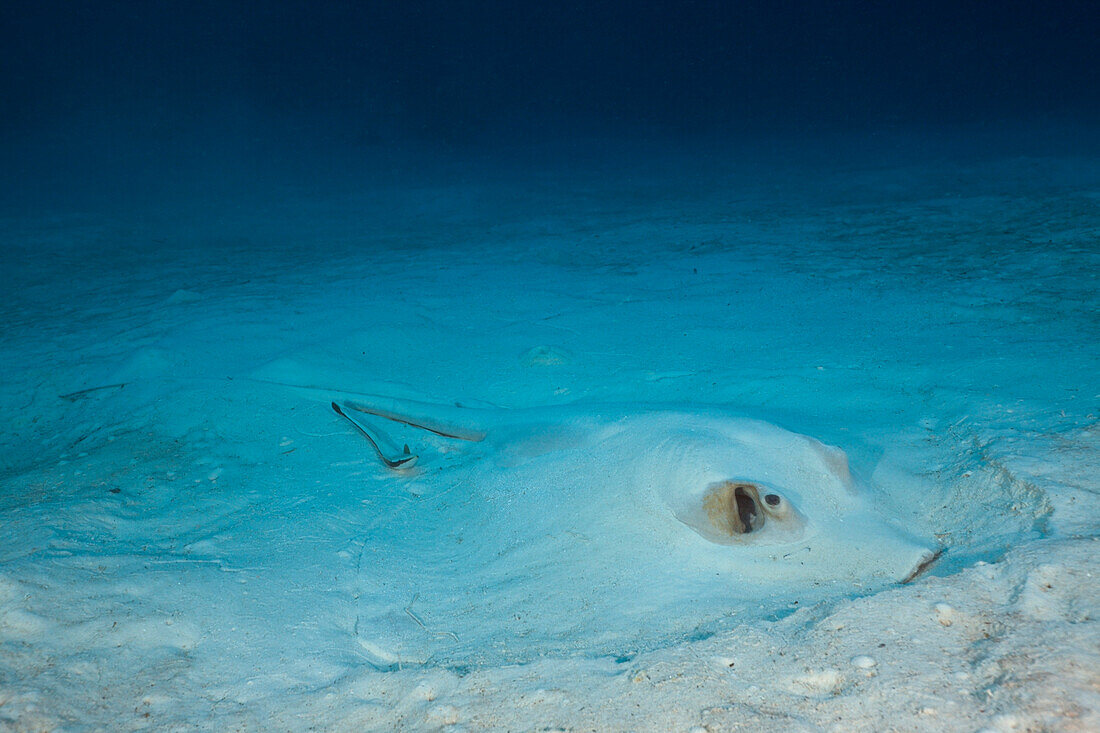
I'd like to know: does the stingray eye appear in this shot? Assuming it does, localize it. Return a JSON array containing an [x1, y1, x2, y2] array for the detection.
[[761, 491, 793, 520]]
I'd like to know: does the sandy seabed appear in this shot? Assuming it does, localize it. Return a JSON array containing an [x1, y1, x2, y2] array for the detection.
[[1, 147, 1098, 731]]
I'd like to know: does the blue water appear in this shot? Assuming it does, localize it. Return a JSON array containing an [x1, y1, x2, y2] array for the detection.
[[1, 2, 1098, 728]]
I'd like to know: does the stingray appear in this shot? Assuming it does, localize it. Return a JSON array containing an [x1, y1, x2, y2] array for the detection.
[[327, 393, 938, 668]]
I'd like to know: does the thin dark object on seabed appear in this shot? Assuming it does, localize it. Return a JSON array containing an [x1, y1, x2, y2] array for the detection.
[[332, 402, 418, 470], [59, 383, 127, 402]]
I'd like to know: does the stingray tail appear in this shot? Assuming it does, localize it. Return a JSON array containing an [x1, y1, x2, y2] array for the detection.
[[339, 396, 488, 442], [331, 402, 419, 469]]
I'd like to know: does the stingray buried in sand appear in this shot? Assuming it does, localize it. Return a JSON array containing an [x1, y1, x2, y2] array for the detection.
[[325, 392, 939, 668]]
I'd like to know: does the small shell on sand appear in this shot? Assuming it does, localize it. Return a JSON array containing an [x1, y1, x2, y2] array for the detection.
[[850, 655, 877, 669], [933, 602, 955, 626], [520, 345, 572, 366]]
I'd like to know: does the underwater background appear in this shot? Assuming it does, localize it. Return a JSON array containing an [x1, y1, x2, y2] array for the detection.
[[1, 2, 1098, 730], [2, 1, 1098, 217]]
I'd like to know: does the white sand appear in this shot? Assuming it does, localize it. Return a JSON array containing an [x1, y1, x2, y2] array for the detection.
[[1, 145, 1098, 731]]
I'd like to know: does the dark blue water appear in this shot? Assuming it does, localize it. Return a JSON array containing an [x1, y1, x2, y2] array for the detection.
[[2, 1, 1097, 220]]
